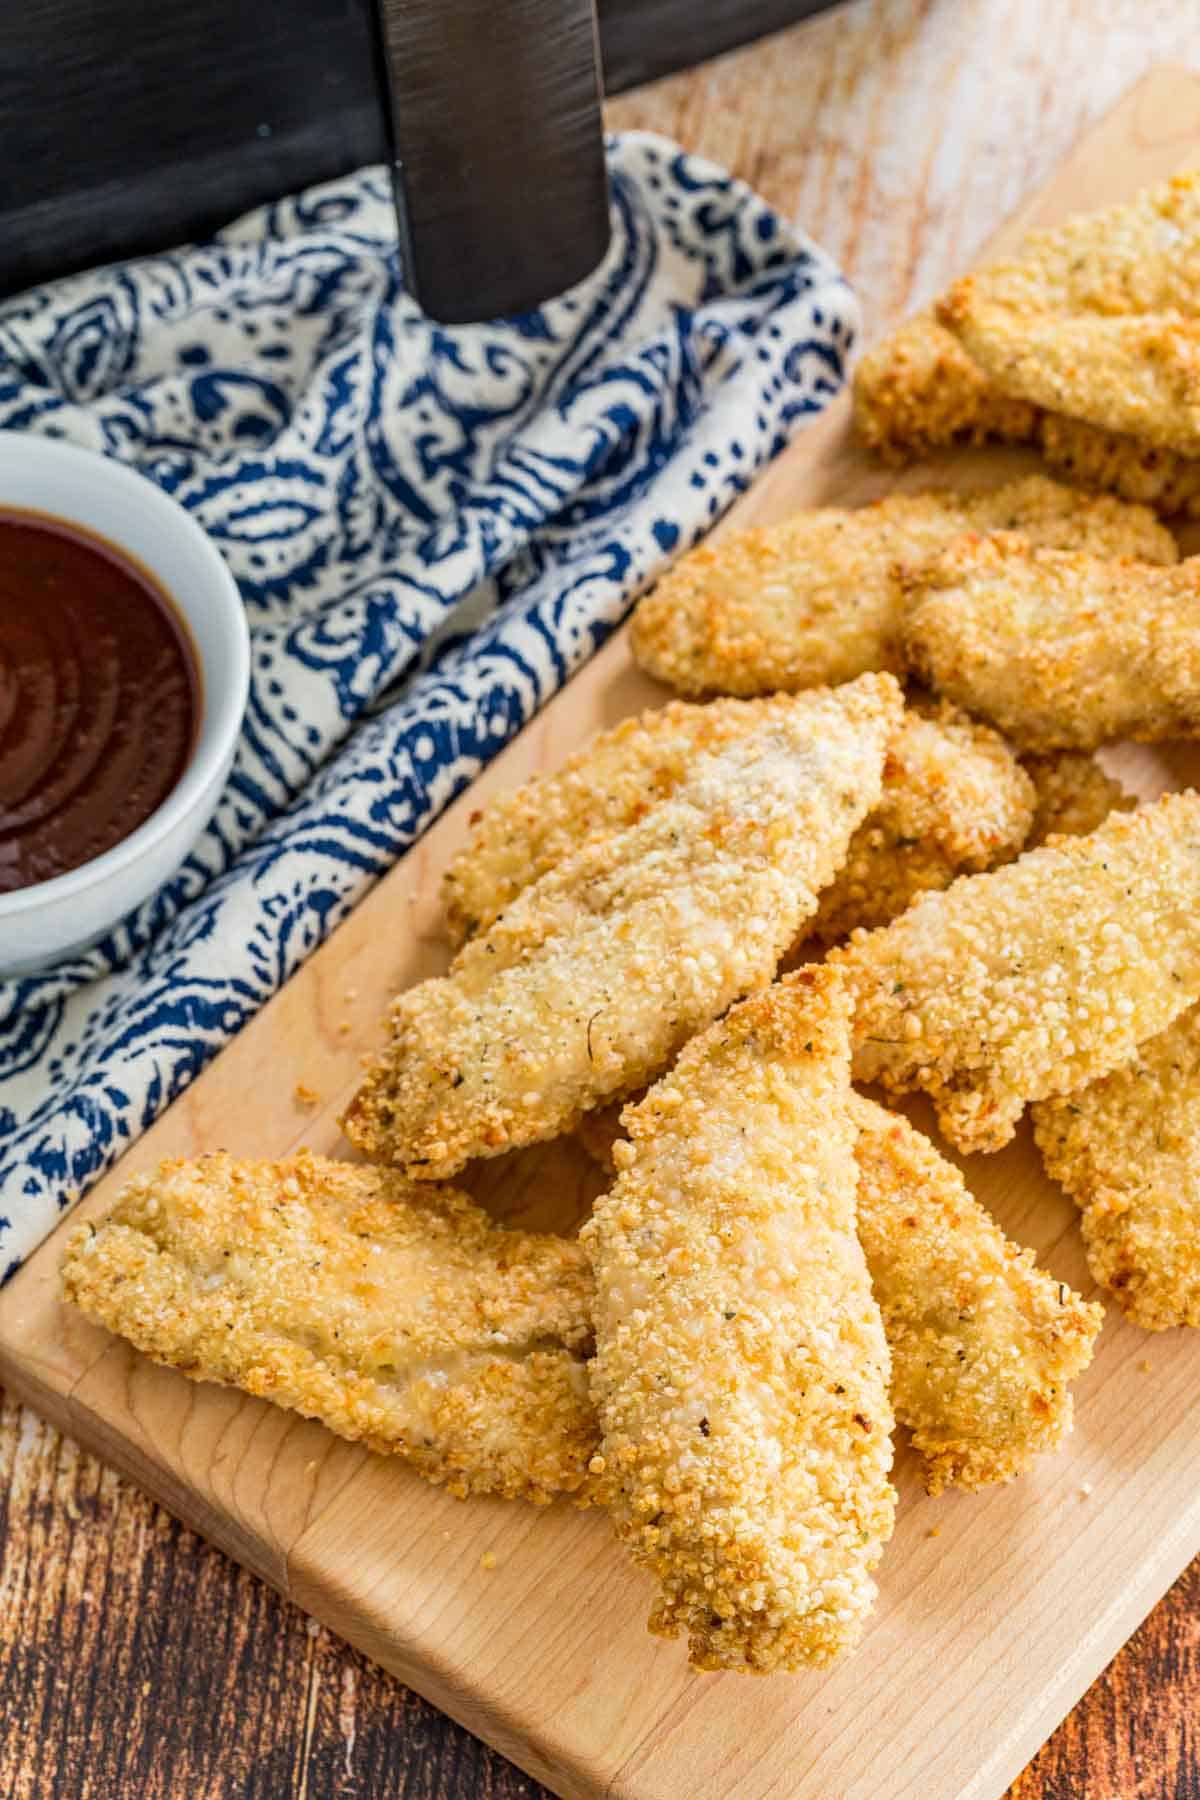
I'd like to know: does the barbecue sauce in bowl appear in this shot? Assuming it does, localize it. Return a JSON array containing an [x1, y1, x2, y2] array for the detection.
[[0, 510, 198, 893]]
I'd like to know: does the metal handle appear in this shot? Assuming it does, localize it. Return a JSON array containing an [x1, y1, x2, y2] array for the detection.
[[372, 0, 611, 323]]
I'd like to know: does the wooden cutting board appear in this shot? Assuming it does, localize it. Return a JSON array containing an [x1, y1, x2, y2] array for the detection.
[[5, 66, 1200, 1800]]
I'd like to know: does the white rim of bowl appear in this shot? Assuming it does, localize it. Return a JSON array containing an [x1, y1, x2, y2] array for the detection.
[[0, 437, 250, 925]]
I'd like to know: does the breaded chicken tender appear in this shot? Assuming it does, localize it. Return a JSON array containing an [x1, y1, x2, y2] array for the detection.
[[832, 792, 1200, 1153], [949, 314, 1200, 459], [850, 1096, 1103, 1491], [59, 1152, 598, 1504], [628, 475, 1176, 698], [902, 533, 1200, 750], [939, 172, 1200, 455], [441, 696, 787, 948], [1022, 751, 1136, 848], [582, 969, 895, 1673], [578, 1092, 1102, 1493], [852, 312, 1040, 462], [1035, 1005, 1200, 1329], [345, 676, 902, 1179], [808, 701, 1035, 944], [852, 312, 1200, 518], [441, 696, 1033, 955]]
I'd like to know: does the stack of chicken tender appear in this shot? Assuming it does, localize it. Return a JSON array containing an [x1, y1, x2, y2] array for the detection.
[[62, 171, 1200, 1676], [854, 170, 1200, 516]]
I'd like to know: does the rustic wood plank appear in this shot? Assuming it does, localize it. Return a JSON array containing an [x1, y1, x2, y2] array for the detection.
[[0, 1390, 545, 1800], [4, 7, 1200, 1797]]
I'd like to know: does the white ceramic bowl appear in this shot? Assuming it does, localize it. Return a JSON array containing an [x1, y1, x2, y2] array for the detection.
[[0, 434, 249, 976]]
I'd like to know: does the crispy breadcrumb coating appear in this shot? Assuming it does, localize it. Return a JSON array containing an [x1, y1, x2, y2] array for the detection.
[[1035, 1004, 1200, 1329], [579, 1092, 1102, 1493], [345, 676, 902, 1178], [1022, 751, 1136, 848], [59, 1152, 598, 1504], [581, 969, 895, 1673], [939, 172, 1200, 454], [1039, 413, 1200, 520], [947, 312, 1200, 459], [441, 696, 793, 948], [849, 1095, 1102, 1492], [628, 475, 1176, 698], [441, 696, 1032, 956], [852, 313, 1040, 462], [901, 533, 1200, 750], [831, 792, 1200, 1153], [808, 701, 1035, 944], [852, 313, 1200, 519]]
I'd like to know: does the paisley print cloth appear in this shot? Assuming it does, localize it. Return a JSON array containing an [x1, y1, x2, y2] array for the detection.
[[0, 134, 857, 1277]]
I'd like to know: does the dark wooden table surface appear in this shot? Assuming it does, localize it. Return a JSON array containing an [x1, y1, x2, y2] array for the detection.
[[4, 2, 1200, 1794]]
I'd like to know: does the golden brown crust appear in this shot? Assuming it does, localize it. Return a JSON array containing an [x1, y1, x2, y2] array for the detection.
[[1022, 751, 1136, 848], [807, 701, 1035, 945], [1034, 1005, 1200, 1329], [59, 1152, 598, 1505], [850, 1096, 1102, 1492], [344, 676, 902, 1178], [939, 172, 1200, 454], [852, 313, 1040, 462], [852, 314, 1200, 520], [581, 969, 895, 1673], [948, 310, 1200, 458], [901, 534, 1200, 750], [831, 792, 1200, 1153], [628, 475, 1176, 699], [1039, 412, 1200, 518]]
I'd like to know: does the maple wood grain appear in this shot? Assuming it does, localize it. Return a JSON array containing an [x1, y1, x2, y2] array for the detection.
[[5, 5, 1200, 1797]]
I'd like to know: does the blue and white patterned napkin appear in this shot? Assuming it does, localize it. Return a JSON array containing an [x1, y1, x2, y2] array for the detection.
[[0, 133, 857, 1277]]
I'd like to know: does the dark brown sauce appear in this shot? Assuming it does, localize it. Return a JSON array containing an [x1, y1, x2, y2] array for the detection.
[[0, 510, 199, 893]]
